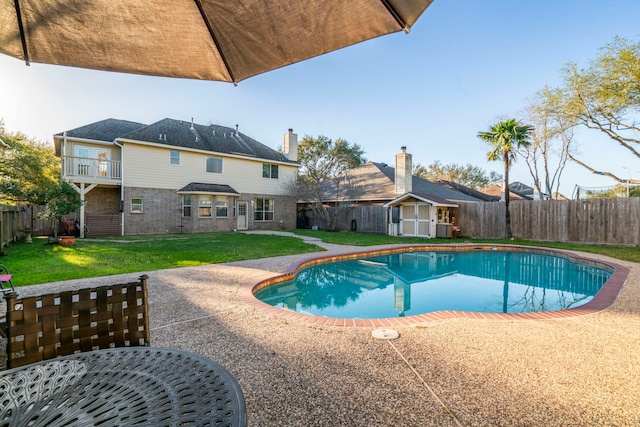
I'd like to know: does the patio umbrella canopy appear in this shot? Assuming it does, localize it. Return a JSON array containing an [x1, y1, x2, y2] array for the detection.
[[0, 0, 434, 83]]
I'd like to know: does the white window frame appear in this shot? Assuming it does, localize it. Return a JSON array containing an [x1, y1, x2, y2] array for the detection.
[[182, 195, 191, 217], [170, 150, 180, 165], [262, 163, 279, 179], [215, 197, 229, 218], [198, 195, 212, 218], [131, 197, 143, 213], [206, 156, 223, 174], [254, 198, 274, 222]]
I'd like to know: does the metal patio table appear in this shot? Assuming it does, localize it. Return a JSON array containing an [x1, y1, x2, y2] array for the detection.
[[0, 347, 246, 426]]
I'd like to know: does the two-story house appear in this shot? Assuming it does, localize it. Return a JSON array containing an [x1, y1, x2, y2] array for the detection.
[[54, 118, 300, 236]]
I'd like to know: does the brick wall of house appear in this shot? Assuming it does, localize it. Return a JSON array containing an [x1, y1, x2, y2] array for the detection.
[[86, 187, 121, 214], [122, 187, 297, 235], [241, 192, 297, 231]]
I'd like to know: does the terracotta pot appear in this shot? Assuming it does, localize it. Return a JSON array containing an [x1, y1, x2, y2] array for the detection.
[[59, 235, 76, 246]]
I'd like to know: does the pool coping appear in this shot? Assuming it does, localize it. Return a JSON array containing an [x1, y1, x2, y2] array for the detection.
[[238, 244, 630, 327]]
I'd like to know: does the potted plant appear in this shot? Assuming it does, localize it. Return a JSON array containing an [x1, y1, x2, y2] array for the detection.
[[59, 234, 76, 246]]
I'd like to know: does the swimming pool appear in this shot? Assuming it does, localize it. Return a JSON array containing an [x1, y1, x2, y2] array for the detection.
[[253, 246, 616, 321]]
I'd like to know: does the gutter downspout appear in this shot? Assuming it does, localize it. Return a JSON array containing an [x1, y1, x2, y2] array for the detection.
[[114, 139, 125, 236], [61, 132, 67, 174]]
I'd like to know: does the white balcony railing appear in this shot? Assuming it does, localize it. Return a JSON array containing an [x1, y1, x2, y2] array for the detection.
[[62, 156, 121, 181]]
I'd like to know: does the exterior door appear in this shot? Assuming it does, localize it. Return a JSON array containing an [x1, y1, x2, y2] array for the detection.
[[237, 202, 248, 230]]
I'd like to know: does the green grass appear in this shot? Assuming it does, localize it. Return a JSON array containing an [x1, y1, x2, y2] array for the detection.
[[2, 233, 322, 286], [2, 230, 637, 287]]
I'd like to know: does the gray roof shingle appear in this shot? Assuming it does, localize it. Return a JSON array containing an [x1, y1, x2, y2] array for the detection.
[[370, 162, 484, 202], [57, 118, 295, 165], [55, 118, 146, 142], [121, 118, 295, 164], [177, 182, 240, 195]]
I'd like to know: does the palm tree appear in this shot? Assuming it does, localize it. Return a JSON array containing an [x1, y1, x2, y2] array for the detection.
[[478, 119, 533, 237]]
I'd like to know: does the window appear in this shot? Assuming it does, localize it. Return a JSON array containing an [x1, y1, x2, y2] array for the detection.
[[131, 197, 143, 213], [254, 198, 274, 222], [170, 150, 180, 165], [198, 195, 212, 217], [206, 157, 223, 173], [182, 195, 191, 217], [262, 163, 279, 179], [216, 197, 228, 218], [391, 206, 400, 223]]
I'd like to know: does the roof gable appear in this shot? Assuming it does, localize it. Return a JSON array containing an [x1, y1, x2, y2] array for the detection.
[[383, 192, 459, 207]]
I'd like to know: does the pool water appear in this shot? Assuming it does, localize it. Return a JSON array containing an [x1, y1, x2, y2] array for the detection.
[[254, 250, 613, 318]]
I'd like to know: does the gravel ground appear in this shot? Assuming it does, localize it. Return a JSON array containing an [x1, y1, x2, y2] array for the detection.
[[2, 233, 639, 426]]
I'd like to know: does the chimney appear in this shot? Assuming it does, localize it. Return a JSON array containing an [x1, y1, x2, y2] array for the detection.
[[284, 128, 298, 162], [395, 146, 412, 194]]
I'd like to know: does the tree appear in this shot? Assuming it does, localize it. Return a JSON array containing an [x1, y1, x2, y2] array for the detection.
[[0, 121, 81, 235], [478, 119, 533, 237], [0, 122, 59, 205], [293, 135, 366, 230], [412, 160, 502, 189], [548, 37, 640, 185], [39, 181, 83, 237], [582, 183, 640, 199], [520, 86, 572, 199]]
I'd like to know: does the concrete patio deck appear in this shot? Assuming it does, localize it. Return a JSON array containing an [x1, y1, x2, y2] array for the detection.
[[4, 232, 639, 426]]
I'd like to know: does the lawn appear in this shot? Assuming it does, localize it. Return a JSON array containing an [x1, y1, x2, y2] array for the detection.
[[3, 232, 321, 286], [3, 230, 637, 287]]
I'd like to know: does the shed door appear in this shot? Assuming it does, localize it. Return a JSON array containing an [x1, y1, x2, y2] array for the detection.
[[417, 204, 430, 236], [400, 203, 431, 237], [400, 204, 416, 235]]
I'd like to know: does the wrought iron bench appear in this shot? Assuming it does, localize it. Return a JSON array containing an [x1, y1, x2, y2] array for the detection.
[[3, 275, 150, 369]]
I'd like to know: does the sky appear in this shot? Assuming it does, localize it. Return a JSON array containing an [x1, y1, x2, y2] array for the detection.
[[1, 0, 639, 198]]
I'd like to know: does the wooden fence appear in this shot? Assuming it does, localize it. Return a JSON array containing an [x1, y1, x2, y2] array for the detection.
[[309, 206, 387, 233], [1, 204, 73, 250], [307, 198, 639, 246], [456, 198, 640, 246], [1, 204, 18, 252]]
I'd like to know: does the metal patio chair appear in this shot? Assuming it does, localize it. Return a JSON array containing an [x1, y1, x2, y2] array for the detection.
[[3, 275, 150, 369]]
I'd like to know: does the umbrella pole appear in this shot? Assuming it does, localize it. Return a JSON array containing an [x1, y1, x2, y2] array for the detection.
[[14, 0, 30, 65]]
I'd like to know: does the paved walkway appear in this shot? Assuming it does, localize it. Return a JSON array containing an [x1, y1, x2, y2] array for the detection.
[[241, 229, 350, 250], [3, 234, 640, 426]]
